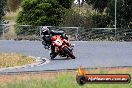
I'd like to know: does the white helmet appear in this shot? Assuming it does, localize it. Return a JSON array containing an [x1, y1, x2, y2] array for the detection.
[[42, 26, 49, 32]]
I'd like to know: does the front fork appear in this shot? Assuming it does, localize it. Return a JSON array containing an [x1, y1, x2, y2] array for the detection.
[[63, 39, 75, 50]]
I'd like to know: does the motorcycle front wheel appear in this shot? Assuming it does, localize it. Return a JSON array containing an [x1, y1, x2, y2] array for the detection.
[[63, 46, 75, 59]]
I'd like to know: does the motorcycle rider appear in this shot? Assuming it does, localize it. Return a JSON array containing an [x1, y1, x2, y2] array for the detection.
[[41, 26, 68, 59]]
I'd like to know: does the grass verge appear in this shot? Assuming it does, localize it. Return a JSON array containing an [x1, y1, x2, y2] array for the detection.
[[0, 67, 131, 88], [0, 53, 34, 68]]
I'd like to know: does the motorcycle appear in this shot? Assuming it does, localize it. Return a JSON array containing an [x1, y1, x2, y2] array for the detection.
[[51, 35, 75, 59], [42, 35, 75, 59]]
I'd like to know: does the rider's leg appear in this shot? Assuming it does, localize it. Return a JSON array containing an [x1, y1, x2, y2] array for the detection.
[[50, 45, 57, 59]]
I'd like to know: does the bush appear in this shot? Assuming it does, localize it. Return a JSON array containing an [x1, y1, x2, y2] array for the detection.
[[16, 0, 66, 26], [15, 0, 69, 36]]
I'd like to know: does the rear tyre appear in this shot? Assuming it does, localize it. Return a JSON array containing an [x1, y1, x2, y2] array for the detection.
[[63, 47, 75, 59]]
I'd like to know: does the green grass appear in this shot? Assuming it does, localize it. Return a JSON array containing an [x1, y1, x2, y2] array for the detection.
[[0, 72, 131, 88], [0, 53, 34, 68]]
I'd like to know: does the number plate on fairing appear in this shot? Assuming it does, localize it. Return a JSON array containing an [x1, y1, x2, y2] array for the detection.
[[54, 38, 63, 46]]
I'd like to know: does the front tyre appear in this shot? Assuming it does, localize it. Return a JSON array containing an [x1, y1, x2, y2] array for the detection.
[[63, 47, 75, 59]]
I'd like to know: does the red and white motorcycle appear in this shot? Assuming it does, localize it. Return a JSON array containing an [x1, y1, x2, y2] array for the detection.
[[51, 35, 75, 59]]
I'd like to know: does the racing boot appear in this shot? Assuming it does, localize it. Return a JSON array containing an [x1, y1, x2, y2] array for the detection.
[[50, 45, 57, 59], [50, 52, 57, 60]]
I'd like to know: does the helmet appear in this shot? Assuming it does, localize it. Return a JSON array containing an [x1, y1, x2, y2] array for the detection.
[[41, 26, 49, 35], [42, 26, 49, 32]]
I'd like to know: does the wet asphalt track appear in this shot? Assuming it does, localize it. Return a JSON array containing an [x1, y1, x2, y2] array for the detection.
[[0, 40, 132, 73]]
